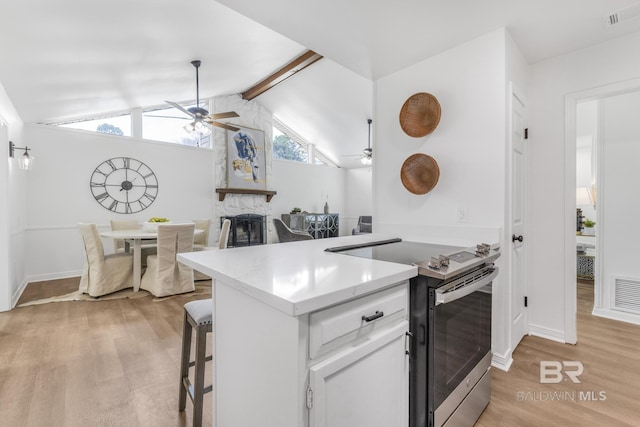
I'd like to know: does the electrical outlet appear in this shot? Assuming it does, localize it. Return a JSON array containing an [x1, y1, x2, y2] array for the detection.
[[457, 207, 468, 223]]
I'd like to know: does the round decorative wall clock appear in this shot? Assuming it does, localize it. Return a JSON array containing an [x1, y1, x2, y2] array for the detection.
[[89, 157, 158, 214]]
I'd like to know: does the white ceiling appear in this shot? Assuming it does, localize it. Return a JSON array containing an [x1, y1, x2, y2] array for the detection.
[[2, 0, 640, 168]]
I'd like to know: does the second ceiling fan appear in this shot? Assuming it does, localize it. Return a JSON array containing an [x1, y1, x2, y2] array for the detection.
[[166, 60, 240, 133]]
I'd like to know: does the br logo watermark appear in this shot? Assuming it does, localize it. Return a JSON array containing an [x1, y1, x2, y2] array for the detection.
[[515, 360, 606, 402], [540, 361, 583, 384]]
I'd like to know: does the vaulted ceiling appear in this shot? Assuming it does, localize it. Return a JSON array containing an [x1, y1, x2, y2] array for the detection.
[[1, 0, 640, 168]]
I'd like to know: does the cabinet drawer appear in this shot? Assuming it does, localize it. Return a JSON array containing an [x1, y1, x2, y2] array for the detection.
[[309, 283, 408, 359]]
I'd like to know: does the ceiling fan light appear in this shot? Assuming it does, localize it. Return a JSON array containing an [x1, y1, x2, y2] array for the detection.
[[194, 120, 205, 130], [184, 122, 195, 133]]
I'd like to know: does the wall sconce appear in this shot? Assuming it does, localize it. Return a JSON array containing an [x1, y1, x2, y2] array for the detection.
[[9, 141, 34, 170]]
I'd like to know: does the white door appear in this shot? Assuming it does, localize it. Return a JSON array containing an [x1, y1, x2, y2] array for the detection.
[[510, 89, 527, 349], [308, 321, 408, 427]]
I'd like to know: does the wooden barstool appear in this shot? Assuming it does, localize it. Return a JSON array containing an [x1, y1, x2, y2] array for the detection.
[[179, 299, 213, 427]]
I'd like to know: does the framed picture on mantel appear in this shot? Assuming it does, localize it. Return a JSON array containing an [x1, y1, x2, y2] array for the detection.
[[226, 125, 266, 190]]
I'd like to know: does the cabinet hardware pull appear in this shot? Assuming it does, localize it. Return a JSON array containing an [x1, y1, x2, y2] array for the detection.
[[362, 310, 384, 322]]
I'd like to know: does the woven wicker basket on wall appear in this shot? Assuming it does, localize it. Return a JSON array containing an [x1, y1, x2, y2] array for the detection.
[[399, 92, 441, 138], [400, 153, 440, 195]]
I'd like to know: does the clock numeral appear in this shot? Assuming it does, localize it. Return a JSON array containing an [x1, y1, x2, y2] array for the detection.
[[122, 157, 130, 169], [105, 159, 117, 171], [90, 182, 106, 187], [143, 172, 155, 179], [94, 192, 109, 202], [143, 192, 156, 202], [139, 200, 148, 210], [109, 200, 119, 211], [124, 202, 132, 214], [93, 169, 108, 177], [146, 184, 158, 189]]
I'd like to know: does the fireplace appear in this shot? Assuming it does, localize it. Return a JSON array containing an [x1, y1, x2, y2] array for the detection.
[[221, 214, 266, 247]]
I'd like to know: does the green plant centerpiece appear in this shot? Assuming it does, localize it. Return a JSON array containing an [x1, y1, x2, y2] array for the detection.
[[290, 207, 301, 214], [583, 219, 595, 228], [144, 217, 170, 232], [148, 217, 170, 223]]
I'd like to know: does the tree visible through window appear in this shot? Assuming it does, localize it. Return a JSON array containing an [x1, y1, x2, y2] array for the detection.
[[273, 131, 308, 162], [96, 123, 124, 136]]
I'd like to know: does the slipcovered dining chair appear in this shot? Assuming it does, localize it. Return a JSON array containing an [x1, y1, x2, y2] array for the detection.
[[192, 219, 211, 250], [192, 219, 231, 281], [78, 223, 134, 297], [111, 219, 156, 267], [110, 219, 140, 253], [273, 218, 313, 243], [140, 223, 195, 297]]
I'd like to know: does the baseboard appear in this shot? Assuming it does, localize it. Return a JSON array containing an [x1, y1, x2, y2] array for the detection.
[[11, 278, 29, 309], [592, 307, 640, 326], [491, 349, 513, 372], [27, 270, 83, 284], [528, 324, 567, 343]]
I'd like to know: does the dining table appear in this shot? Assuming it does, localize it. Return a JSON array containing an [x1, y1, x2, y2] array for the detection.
[[100, 228, 204, 292]]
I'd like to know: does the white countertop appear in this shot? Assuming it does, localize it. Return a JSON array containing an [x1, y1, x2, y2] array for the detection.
[[177, 234, 417, 316]]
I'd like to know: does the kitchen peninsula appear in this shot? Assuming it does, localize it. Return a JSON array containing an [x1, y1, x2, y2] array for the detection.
[[177, 234, 417, 427]]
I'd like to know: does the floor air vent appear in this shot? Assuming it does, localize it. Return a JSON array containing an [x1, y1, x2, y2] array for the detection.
[[613, 276, 640, 314]]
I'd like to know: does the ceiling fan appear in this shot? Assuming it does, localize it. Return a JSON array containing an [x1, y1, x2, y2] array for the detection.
[[344, 119, 373, 165], [165, 60, 240, 133]]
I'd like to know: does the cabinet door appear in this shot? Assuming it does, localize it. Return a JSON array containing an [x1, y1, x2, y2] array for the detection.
[[308, 321, 409, 427]]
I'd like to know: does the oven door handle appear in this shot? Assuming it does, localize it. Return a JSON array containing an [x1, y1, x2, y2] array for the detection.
[[435, 267, 499, 305]]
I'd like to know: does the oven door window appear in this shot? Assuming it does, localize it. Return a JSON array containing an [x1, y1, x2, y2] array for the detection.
[[433, 284, 491, 409]]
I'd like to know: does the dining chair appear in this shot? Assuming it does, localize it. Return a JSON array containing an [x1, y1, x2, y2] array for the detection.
[[192, 219, 211, 250], [192, 219, 231, 281], [78, 223, 134, 297], [109, 220, 140, 253], [273, 218, 313, 243], [140, 223, 195, 297]]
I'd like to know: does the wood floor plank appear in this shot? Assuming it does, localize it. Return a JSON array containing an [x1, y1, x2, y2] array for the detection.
[[3, 278, 640, 426]]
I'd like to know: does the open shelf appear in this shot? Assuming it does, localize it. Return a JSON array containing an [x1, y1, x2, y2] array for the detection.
[[216, 188, 277, 202]]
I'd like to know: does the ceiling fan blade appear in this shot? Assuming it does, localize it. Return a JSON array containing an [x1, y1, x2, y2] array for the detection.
[[165, 100, 195, 118], [208, 111, 239, 120], [209, 121, 240, 132], [144, 114, 190, 120]]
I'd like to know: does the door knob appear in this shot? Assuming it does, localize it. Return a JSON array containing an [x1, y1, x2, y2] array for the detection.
[[512, 234, 523, 243]]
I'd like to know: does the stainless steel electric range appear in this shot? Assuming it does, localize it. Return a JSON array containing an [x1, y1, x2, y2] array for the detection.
[[326, 238, 500, 427]]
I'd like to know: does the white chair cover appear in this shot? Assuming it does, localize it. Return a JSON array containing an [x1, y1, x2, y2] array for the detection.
[[192, 219, 211, 250], [193, 219, 230, 281], [78, 223, 134, 297], [110, 219, 140, 253], [140, 223, 195, 297]]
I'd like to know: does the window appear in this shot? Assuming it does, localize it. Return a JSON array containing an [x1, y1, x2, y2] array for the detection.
[[142, 104, 210, 147], [272, 117, 337, 167], [58, 113, 132, 136]]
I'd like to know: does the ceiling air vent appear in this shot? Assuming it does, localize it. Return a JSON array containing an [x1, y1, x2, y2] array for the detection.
[[604, 3, 640, 26]]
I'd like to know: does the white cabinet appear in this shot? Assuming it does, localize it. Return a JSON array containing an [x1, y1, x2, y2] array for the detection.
[[213, 279, 409, 427], [307, 284, 409, 427], [308, 321, 409, 427]]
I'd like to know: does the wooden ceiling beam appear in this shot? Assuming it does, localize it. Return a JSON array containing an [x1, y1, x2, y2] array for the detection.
[[241, 50, 323, 101]]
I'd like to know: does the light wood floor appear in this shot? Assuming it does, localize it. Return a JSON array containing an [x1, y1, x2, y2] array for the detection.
[[2, 279, 639, 426], [0, 278, 212, 427], [477, 281, 640, 426]]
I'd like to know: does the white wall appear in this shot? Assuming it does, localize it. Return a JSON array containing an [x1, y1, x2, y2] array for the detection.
[[0, 81, 25, 311], [374, 29, 506, 245], [344, 167, 372, 234], [529, 30, 640, 340], [270, 160, 348, 239], [23, 124, 215, 281], [374, 28, 516, 369], [601, 90, 640, 314], [17, 94, 363, 284]]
